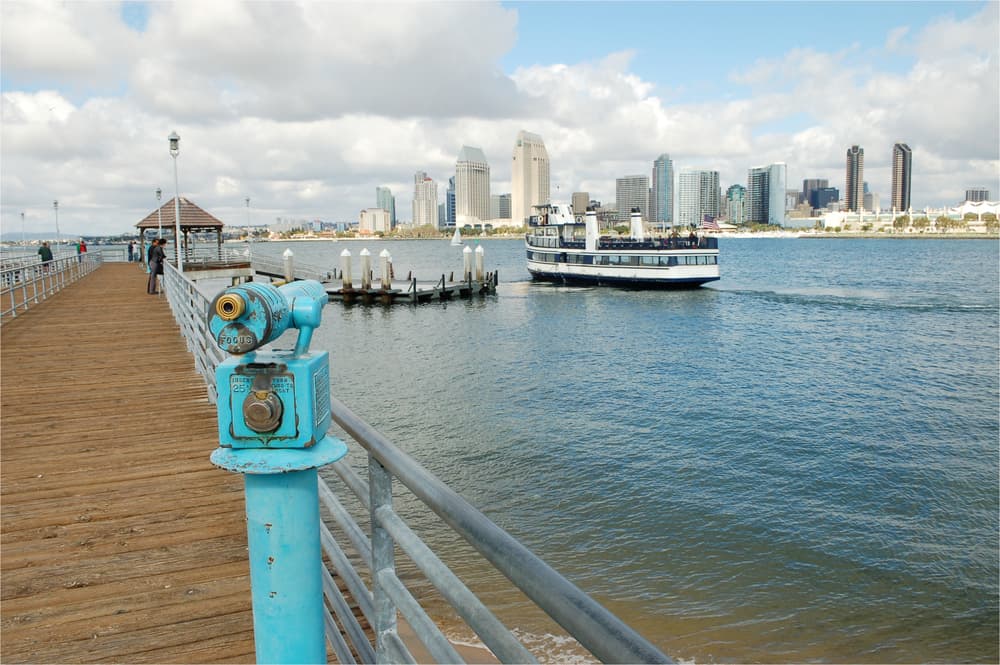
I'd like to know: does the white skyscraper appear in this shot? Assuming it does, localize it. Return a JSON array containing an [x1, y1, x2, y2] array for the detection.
[[616, 174, 650, 222], [455, 146, 490, 226], [677, 169, 720, 228], [747, 163, 787, 225], [511, 131, 550, 226], [412, 171, 438, 227]]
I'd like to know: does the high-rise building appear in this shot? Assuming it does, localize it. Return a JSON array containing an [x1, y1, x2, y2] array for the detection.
[[747, 163, 787, 225], [891, 143, 912, 212], [802, 178, 828, 205], [845, 145, 864, 212], [616, 174, 651, 222], [446, 176, 456, 228], [651, 154, 674, 228], [490, 193, 511, 220], [359, 208, 391, 235], [966, 187, 991, 202], [810, 187, 839, 210], [455, 146, 490, 226], [572, 192, 590, 215], [412, 171, 437, 228], [376, 186, 396, 228], [725, 184, 746, 224], [511, 131, 550, 226], [677, 169, 720, 228]]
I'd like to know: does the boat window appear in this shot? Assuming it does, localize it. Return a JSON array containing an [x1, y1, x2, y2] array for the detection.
[[640, 256, 658, 266]]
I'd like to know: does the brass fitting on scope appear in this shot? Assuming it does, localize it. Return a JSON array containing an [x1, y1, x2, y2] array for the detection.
[[215, 293, 247, 321]]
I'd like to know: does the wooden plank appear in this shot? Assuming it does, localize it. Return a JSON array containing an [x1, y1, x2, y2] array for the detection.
[[1, 264, 256, 663]]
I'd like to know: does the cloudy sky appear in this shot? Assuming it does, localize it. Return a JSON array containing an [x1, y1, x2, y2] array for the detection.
[[2, 0, 998, 237]]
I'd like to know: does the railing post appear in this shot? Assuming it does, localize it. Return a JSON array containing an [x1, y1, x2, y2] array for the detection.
[[369, 455, 397, 663], [463, 245, 472, 281]]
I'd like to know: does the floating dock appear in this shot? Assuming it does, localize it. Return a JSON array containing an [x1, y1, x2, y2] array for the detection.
[[245, 245, 498, 305]]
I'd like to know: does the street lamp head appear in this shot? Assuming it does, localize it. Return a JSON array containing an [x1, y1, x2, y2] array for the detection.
[[168, 131, 180, 157], [156, 187, 162, 200], [53, 200, 58, 209]]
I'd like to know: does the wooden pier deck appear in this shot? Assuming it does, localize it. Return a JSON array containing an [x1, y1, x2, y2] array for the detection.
[[1, 263, 255, 663]]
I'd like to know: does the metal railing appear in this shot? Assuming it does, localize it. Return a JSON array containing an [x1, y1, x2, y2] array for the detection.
[[0, 254, 103, 324], [160, 261, 670, 664]]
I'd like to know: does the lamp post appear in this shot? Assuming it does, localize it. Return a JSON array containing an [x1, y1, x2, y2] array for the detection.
[[53, 200, 60, 245], [168, 131, 183, 272], [156, 187, 163, 239], [21, 212, 25, 245]]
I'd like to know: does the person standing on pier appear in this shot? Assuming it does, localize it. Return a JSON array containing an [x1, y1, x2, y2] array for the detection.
[[37, 242, 53, 272], [147, 238, 166, 294]]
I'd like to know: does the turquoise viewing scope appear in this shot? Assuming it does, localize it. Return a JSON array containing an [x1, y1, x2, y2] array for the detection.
[[208, 280, 328, 356]]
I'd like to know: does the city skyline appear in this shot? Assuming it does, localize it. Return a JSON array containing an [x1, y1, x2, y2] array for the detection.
[[1, 1, 997, 235]]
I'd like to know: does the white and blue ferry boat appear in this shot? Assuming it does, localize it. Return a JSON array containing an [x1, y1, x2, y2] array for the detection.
[[525, 204, 720, 288]]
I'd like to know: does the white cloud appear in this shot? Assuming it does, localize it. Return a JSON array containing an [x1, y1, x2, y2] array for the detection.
[[0, 1, 997, 236]]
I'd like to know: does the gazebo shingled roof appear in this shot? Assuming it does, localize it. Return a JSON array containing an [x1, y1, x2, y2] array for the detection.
[[136, 197, 225, 234]]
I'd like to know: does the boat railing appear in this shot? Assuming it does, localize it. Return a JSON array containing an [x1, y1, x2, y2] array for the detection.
[[0, 253, 104, 325], [159, 260, 672, 664], [526, 234, 718, 251]]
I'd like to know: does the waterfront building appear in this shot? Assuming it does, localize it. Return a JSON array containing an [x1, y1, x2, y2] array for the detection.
[[747, 163, 786, 225], [616, 174, 651, 223], [802, 178, 828, 205], [455, 146, 490, 226], [725, 184, 746, 224], [446, 176, 456, 229], [359, 208, 391, 235], [891, 143, 912, 212], [845, 145, 864, 212], [412, 171, 438, 228], [490, 193, 512, 220], [572, 192, 590, 216], [864, 191, 880, 212], [376, 186, 396, 228], [677, 169, 720, 228], [511, 131, 550, 226], [965, 187, 991, 202], [650, 154, 674, 229]]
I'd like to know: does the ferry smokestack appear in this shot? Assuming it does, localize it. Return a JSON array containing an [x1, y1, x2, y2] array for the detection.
[[629, 208, 645, 241], [585, 208, 599, 252]]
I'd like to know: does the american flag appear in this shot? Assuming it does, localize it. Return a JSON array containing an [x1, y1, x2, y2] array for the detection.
[[701, 215, 721, 231]]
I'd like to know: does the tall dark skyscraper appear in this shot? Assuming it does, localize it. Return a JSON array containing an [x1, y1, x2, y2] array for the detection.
[[891, 143, 912, 212], [845, 145, 864, 212]]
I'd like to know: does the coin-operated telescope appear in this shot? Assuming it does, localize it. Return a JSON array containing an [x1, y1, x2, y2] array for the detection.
[[207, 280, 346, 665], [209, 280, 334, 449]]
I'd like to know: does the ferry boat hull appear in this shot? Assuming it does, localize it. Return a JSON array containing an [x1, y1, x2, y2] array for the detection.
[[526, 261, 718, 288]]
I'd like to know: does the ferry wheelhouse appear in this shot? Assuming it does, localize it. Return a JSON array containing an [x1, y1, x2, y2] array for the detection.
[[525, 204, 720, 288]]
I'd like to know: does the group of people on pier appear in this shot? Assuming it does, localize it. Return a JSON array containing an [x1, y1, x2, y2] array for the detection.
[[146, 238, 168, 294]]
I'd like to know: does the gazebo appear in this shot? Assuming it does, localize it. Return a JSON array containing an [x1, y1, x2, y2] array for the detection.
[[136, 197, 225, 263]]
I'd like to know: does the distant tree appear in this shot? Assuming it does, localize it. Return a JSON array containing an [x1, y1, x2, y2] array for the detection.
[[936, 215, 956, 231], [912, 216, 930, 230], [893, 216, 908, 230], [964, 212, 978, 221], [986, 217, 999, 233]]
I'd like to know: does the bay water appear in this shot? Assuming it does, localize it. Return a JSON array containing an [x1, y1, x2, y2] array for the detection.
[[251, 237, 998, 663]]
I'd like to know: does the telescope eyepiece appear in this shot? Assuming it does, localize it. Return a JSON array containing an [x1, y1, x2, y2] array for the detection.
[[215, 293, 246, 321]]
